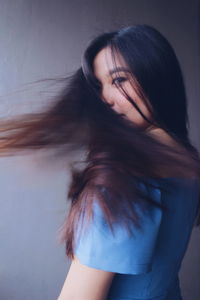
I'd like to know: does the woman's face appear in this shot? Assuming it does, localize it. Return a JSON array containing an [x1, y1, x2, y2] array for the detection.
[[93, 47, 154, 130]]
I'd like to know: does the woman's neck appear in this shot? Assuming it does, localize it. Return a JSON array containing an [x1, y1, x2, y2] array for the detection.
[[145, 125, 178, 148]]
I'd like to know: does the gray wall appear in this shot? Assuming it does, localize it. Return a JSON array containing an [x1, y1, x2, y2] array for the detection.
[[0, 1, 199, 299]]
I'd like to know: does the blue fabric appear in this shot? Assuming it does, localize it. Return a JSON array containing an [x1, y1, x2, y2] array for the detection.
[[74, 177, 200, 300]]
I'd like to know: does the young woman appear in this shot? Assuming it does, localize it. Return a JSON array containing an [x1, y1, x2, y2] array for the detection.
[[1, 24, 200, 300]]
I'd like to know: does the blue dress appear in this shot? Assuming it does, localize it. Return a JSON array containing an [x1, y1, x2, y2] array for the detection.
[[74, 177, 200, 300]]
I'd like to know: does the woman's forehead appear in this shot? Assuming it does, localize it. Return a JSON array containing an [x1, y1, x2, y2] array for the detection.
[[93, 47, 129, 79]]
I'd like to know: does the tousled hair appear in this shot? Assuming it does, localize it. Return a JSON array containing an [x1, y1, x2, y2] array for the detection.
[[0, 24, 200, 259]]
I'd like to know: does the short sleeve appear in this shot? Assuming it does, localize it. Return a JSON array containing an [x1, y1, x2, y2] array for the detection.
[[74, 181, 162, 275]]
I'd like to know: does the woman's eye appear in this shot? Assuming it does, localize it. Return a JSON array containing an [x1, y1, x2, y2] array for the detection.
[[112, 77, 127, 85]]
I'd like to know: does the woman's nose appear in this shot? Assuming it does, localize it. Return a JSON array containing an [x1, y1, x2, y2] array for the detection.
[[101, 88, 115, 107]]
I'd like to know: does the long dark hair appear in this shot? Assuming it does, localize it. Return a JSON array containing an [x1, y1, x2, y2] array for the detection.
[[0, 24, 200, 259]]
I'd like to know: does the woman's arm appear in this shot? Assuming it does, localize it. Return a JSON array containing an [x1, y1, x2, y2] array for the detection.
[[57, 255, 115, 300]]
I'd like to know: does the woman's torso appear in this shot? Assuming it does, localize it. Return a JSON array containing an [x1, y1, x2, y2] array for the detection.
[[107, 177, 200, 300]]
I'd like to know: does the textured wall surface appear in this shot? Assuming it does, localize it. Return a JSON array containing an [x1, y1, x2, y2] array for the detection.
[[0, 1, 199, 299]]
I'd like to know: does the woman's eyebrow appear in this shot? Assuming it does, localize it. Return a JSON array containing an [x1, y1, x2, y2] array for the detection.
[[109, 67, 131, 76]]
